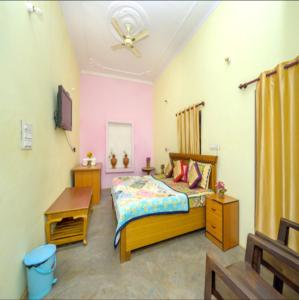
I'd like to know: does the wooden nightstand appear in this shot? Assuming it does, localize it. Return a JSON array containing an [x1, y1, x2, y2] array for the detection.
[[205, 193, 239, 251], [72, 163, 102, 206], [142, 167, 155, 175]]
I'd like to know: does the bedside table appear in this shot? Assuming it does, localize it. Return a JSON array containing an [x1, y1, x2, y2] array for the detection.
[[142, 167, 155, 175], [72, 163, 102, 206], [205, 193, 239, 251]]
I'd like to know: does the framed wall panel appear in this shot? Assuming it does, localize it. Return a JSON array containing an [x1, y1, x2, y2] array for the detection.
[[106, 121, 134, 173]]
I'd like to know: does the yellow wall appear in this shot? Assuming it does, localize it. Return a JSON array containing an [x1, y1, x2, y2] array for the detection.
[[153, 1, 299, 247], [0, 2, 79, 298]]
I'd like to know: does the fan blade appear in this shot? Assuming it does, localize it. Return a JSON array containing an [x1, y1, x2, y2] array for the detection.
[[132, 30, 149, 43], [111, 44, 125, 50], [129, 46, 141, 57], [111, 17, 126, 39]]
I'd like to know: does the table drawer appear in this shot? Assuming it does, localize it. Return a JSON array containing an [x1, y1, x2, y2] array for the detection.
[[206, 199, 222, 217], [206, 212, 223, 242]]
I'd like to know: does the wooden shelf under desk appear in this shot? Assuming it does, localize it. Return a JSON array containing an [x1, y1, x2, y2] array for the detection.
[[52, 218, 84, 241]]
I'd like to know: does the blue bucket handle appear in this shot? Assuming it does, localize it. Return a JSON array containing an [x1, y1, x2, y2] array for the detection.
[[35, 256, 56, 275]]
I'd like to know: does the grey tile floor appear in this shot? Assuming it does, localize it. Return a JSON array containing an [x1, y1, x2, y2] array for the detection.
[[46, 189, 244, 299]]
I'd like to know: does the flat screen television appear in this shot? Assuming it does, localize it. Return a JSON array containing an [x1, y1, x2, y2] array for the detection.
[[55, 85, 72, 131]]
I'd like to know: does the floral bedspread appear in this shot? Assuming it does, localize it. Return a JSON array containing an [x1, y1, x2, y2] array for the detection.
[[111, 176, 189, 247]]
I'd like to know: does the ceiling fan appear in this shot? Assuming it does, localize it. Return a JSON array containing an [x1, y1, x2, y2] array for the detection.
[[111, 17, 149, 58]]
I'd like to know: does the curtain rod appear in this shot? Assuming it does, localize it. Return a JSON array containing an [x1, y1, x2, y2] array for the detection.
[[175, 101, 205, 116], [239, 59, 299, 89]]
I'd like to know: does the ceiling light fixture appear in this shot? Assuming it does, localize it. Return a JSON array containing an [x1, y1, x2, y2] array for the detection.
[[110, 17, 149, 58]]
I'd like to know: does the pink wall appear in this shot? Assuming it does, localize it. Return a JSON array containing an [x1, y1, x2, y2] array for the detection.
[[80, 74, 153, 188]]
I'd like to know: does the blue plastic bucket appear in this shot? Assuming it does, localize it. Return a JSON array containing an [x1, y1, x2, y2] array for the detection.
[[24, 244, 57, 300]]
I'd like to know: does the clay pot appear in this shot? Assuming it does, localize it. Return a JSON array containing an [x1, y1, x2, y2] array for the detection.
[[111, 154, 117, 169], [123, 154, 129, 168]]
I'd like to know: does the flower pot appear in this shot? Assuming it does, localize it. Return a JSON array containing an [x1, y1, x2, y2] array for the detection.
[[123, 154, 129, 168], [110, 155, 117, 169], [218, 191, 225, 199]]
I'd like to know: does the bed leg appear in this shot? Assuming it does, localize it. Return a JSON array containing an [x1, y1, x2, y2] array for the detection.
[[120, 249, 131, 263], [120, 228, 131, 263]]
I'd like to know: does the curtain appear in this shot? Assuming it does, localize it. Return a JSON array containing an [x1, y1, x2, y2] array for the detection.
[[177, 104, 201, 154], [256, 57, 299, 251]]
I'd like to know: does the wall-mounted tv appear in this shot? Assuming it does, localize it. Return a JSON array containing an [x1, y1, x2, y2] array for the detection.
[[55, 85, 72, 131]]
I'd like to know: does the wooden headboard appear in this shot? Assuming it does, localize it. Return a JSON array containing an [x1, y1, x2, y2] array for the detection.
[[169, 153, 218, 191]]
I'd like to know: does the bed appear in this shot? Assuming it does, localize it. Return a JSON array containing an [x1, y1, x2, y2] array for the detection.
[[112, 153, 218, 262]]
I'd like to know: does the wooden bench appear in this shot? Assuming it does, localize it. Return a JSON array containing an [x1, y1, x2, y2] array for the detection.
[[45, 187, 92, 246], [256, 218, 299, 294], [204, 227, 299, 299]]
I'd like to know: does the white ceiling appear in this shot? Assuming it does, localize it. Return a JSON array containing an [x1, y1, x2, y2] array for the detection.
[[60, 1, 218, 84]]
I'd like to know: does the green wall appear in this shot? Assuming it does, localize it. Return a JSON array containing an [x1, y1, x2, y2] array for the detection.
[[153, 1, 299, 247], [0, 2, 80, 298]]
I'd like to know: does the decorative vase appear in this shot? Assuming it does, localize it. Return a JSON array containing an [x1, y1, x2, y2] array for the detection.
[[146, 157, 151, 168], [123, 154, 129, 168], [218, 191, 225, 199], [87, 160, 92, 167], [160, 164, 165, 175], [110, 154, 117, 169]]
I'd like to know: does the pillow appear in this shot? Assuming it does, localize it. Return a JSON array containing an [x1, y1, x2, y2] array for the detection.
[[173, 160, 183, 182], [197, 162, 212, 189], [181, 163, 189, 182], [188, 162, 202, 189], [164, 163, 173, 178]]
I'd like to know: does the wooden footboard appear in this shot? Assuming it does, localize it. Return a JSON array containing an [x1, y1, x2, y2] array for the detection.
[[120, 207, 205, 263]]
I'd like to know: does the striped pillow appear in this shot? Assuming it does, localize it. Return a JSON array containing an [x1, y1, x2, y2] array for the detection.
[[197, 162, 212, 189], [188, 162, 202, 189]]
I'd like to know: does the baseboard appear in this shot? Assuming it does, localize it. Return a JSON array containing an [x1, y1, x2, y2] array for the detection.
[[20, 287, 27, 300], [101, 188, 111, 197]]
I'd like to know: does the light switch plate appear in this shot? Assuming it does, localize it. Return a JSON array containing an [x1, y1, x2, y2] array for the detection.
[[210, 144, 220, 151], [21, 120, 32, 150]]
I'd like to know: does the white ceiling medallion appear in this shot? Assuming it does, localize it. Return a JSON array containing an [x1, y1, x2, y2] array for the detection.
[[85, 2, 151, 79], [107, 1, 149, 42], [60, 1, 219, 82]]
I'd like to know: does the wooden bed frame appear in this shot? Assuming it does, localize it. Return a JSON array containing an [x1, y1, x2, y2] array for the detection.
[[116, 153, 218, 262]]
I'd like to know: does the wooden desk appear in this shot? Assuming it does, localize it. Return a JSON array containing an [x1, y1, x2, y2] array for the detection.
[[45, 187, 92, 246], [72, 163, 101, 205]]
